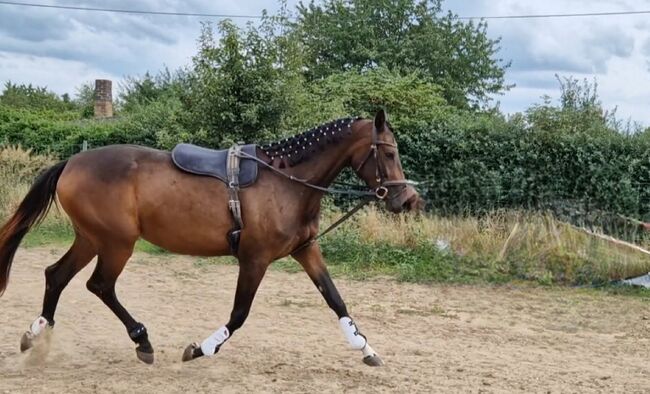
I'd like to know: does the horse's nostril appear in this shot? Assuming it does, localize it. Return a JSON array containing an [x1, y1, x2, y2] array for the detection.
[[402, 193, 422, 212]]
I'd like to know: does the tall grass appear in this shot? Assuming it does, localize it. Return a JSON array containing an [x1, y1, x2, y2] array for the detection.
[[0, 145, 73, 245], [321, 207, 650, 285]]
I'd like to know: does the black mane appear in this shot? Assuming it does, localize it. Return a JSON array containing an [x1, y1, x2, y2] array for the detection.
[[261, 117, 361, 167]]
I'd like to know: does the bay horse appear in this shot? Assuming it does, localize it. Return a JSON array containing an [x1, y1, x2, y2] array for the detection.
[[0, 109, 418, 366]]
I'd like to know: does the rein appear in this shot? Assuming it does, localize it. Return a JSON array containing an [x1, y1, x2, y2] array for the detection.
[[238, 150, 381, 199], [291, 198, 372, 254]]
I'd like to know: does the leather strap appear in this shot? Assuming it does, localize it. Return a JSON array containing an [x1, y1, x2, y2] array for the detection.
[[238, 150, 378, 198], [227, 145, 243, 252], [290, 197, 372, 255], [227, 145, 243, 228]]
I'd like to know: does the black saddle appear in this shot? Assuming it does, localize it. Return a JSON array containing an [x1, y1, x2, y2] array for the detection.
[[171, 143, 258, 187]]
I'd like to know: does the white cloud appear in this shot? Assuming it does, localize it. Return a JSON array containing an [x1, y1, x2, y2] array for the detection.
[[0, 51, 118, 95], [597, 54, 650, 124], [0, 0, 648, 125], [448, 0, 650, 125], [0, 0, 294, 92]]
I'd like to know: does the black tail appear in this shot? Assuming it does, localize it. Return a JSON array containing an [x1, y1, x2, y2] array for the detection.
[[0, 160, 68, 296]]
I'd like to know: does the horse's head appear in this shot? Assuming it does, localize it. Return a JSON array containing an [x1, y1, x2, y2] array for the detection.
[[352, 110, 420, 213]]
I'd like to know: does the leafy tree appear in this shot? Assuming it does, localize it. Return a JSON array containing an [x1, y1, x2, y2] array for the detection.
[[305, 67, 450, 129], [0, 82, 76, 111], [118, 68, 191, 113], [525, 76, 621, 135], [188, 17, 309, 147], [293, 0, 510, 108], [74, 82, 96, 118]]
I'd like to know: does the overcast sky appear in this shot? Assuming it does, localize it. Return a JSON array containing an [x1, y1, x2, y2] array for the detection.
[[1, 0, 649, 125]]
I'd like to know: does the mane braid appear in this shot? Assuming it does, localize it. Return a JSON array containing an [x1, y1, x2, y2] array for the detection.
[[260, 117, 361, 167]]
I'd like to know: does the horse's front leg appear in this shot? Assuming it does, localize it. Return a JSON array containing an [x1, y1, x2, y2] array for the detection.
[[292, 242, 383, 366], [182, 258, 268, 361]]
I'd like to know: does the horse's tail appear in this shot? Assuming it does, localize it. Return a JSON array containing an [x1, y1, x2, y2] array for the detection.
[[0, 160, 68, 296]]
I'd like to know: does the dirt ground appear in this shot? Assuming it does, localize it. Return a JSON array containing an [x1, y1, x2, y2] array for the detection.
[[1, 247, 649, 393]]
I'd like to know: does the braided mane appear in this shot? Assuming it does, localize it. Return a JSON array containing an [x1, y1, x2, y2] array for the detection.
[[261, 117, 361, 167]]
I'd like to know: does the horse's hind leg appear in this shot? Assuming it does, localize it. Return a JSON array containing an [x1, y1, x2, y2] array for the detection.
[[21, 235, 96, 352], [86, 243, 154, 364]]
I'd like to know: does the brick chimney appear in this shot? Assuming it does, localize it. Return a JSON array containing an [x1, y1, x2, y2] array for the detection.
[[94, 79, 113, 118]]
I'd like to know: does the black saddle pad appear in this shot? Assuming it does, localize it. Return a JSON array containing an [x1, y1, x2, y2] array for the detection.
[[171, 143, 259, 187]]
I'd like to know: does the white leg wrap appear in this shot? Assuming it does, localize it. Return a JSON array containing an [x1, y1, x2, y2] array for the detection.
[[30, 316, 49, 336], [339, 317, 367, 350], [200, 326, 230, 356]]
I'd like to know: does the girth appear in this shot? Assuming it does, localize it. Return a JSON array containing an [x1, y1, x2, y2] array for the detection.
[[226, 145, 243, 255]]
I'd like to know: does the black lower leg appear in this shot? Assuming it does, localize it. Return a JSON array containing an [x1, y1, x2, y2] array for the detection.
[[87, 279, 153, 354], [41, 252, 77, 325], [191, 290, 254, 359], [225, 303, 253, 334], [293, 245, 382, 365], [225, 263, 267, 334], [188, 262, 267, 360], [41, 240, 95, 325], [292, 245, 350, 319], [312, 271, 349, 318]]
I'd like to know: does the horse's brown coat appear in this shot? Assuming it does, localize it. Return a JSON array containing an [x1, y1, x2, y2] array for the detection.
[[0, 111, 418, 364]]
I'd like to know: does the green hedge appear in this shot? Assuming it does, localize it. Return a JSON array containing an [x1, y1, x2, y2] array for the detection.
[[0, 101, 192, 157], [3, 104, 650, 222], [399, 117, 650, 220]]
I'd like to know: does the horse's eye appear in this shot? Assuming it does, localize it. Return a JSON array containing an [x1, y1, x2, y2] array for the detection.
[[385, 152, 395, 160]]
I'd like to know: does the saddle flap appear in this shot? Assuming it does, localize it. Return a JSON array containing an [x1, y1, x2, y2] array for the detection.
[[171, 143, 259, 187]]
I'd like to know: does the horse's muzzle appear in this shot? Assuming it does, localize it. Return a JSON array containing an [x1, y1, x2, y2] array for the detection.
[[386, 185, 420, 213]]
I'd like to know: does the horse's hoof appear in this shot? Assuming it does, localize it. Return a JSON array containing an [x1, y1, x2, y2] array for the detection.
[[20, 331, 34, 352], [182, 343, 200, 362], [136, 348, 154, 364], [363, 354, 384, 367]]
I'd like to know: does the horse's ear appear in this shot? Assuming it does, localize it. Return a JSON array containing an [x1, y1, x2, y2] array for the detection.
[[374, 109, 387, 132]]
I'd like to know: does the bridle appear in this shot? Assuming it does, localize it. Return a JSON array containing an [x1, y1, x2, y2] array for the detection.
[[354, 124, 416, 202]]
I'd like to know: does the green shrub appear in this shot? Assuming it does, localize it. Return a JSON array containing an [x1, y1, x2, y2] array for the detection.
[[0, 82, 77, 112], [401, 117, 650, 221]]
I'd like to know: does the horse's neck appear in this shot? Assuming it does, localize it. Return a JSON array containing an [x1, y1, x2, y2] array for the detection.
[[282, 119, 369, 188], [281, 137, 358, 219], [284, 121, 370, 216], [291, 143, 353, 189]]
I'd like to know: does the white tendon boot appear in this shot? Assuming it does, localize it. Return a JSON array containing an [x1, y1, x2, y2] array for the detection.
[[200, 326, 230, 356], [20, 316, 49, 352], [339, 317, 383, 366]]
